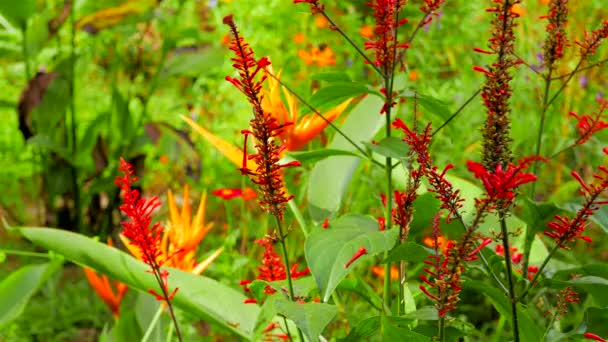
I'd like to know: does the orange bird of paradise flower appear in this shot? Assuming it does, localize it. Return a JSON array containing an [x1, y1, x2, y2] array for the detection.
[[121, 185, 223, 275], [182, 65, 352, 162], [84, 239, 128, 319]]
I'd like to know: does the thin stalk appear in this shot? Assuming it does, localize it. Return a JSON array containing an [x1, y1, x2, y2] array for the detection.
[[287, 199, 308, 238], [141, 305, 164, 342], [266, 72, 383, 168], [499, 213, 520, 342], [438, 315, 445, 342], [281, 315, 293, 342], [275, 215, 305, 342], [312, 6, 387, 79], [491, 315, 507, 342], [69, 2, 81, 233], [149, 267, 182, 341], [21, 24, 30, 80], [551, 58, 608, 80], [541, 309, 558, 341], [518, 244, 559, 301], [545, 59, 583, 109], [0, 249, 50, 258], [431, 88, 482, 138]]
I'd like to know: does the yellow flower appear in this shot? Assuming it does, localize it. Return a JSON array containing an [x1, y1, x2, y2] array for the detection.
[[121, 185, 222, 275]]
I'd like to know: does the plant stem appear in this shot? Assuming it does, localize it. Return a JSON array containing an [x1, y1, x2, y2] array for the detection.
[[499, 213, 519, 342], [438, 316, 445, 342], [518, 244, 559, 301], [69, 2, 81, 233], [0, 249, 50, 258], [149, 266, 182, 342], [141, 305, 164, 342], [275, 215, 305, 342], [431, 88, 482, 138]]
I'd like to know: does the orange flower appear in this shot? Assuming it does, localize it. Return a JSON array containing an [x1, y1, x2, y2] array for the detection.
[[371, 265, 399, 280], [423, 234, 446, 249], [409, 70, 419, 81], [212, 187, 257, 200], [511, 4, 525, 16], [121, 185, 222, 275], [297, 46, 336, 67], [84, 239, 128, 319], [360, 25, 374, 39], [293, 33, 306, 44], [261, 65, 351, 151], [315, 15, 328, 28]]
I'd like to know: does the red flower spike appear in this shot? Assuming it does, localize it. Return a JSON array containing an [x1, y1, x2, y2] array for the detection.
[[541, 0, 569, 70], [569, 102, 608, 144], [466, 159, 537, 206], [585, 333, 607, 342], [365, 0, 409, 73], [223, 15, 299, 220], [544, 151, 608, 249], [575, 20, 608, 58], [344, 247, 367, 268]]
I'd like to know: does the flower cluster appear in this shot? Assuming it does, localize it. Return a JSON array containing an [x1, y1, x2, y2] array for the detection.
[[540, 0, 569, 71], [223, 15, 300, 220], [419, 214, 492, 317], [419, 0, 446, 26], [115, 158, 178, 302], [240, 238, 310, 303], [551, 286, 579, 320], [576, 20, 608, 59], [495, 244, 539, 280], [569, 100, 608, 145], [544, 148, 608, 249], [466, 157, 538, 209], [474, 0, 522, 170], [364, 0, 409, 73], [393, 118, 465, 222]]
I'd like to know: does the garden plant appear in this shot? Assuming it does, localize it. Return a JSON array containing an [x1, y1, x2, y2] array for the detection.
[[0, 0, 607, 341]]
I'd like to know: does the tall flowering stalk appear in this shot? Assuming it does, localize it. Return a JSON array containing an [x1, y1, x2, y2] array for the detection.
[[223, 14, 303, 341], [114, 158, 182, 341]]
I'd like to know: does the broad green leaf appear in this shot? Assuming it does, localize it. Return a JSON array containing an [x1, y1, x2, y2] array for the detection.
[[339, 316, 380, 341], [400, 91, 451, 121], [409, 192, 441, 239], [284, 149, 362, 164], [14, 227, 258, 339], [135, 294, 167, 342], [463, 280, 542, 342], [309, 82, 373, 111], [305, 214, 399, 302], [311, 72, 352, 83], [112, 310, 143, 342], [402, 306, 438, 321], [163, 47, 224, 78], [382, 242, 431, 264], [273, 297, 337, 342], [0, 260, 62, 329], [307, 94, 384, 221], [0, 0, 35, 27], [364, 136, 409, 159], [381, 316, 431, 341], [337, 278, 383, 311]]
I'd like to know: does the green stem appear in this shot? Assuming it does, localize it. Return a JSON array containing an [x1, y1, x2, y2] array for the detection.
[[141, 305, 164, 342], [431, 88, 482, 138], [287, 198, 308, 238], [438, 315, 445, 342], [518, 244, 559, 301], [0, 249, 50, 258], [69, 2, 81, 233], [491, 315, 507, 342], [499, 213, 519, 342], [275, 216, 305, 342]]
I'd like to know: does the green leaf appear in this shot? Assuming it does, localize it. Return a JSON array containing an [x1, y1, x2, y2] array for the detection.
[[112, 310, 143, 342], [402, 306, 438, 321], [548, 265, 608, 308], [14, 227, 258, 339], [381, 316, 431, 341], [400, 91, 451, 121], [284, 149, 361, 164], [339, 316, 380, 341], [311, 72, 352, 83], [307, 94, 384, 221], [27, 135, 72, 162], [0, 0, 35, 27], [135, 294, 167, 342], [0, 260, 62, 329], [273, 297, 337, 342], [364, 136, 409, 159], [409, 192, 441, 238], [309, 82, 373, 111], [163, 47, 224, 78], [337, 278, 384, 311], [305, 214, 399, 302], [463, 280, 542, 342], [382, 242, 431, 264]]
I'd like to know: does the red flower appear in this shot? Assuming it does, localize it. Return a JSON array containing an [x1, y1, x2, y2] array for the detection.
[[569, 101, 608, 144], [212, 187, 257, 200], [585, 333, 607, 342], [466, 159, 537, 202], [344, 247, 367, 268], [575, 20, 608, 58], [364, 0, 409, 72], [114, 158, 179, 304], [544, 149, 608, 249], [223, 15, 300, 220]]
